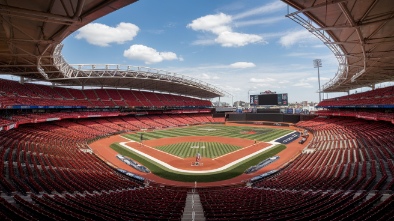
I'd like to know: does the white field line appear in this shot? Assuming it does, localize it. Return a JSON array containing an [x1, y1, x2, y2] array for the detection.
[[120, 135, 136, 142], [120, 135, 183, 159], [213, 130, 295, 160], [119, 141, 279, 174], [117, 130, 295, 174], [213, 143, 261, 160]]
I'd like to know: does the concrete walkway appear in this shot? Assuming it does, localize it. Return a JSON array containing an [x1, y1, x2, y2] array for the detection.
[[181, 191, 205, 221]]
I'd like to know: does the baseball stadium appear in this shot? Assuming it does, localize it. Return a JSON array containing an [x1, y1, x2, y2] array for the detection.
[[0, 0, 393, 220]]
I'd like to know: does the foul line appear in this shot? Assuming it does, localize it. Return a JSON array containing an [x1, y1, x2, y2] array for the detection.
[[120, 135, 183, 160], [213, 130, 295, 160], [213, 142, 261, 160]]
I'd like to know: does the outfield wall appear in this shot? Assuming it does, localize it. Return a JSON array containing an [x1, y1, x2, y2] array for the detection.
[[227, 113, 303, 123]]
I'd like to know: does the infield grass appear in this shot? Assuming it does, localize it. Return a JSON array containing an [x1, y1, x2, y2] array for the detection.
[[123, 124, 291, 142], [156, 142, 241, 158]]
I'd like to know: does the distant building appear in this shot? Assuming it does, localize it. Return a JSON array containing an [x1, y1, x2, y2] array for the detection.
[[233, 101, 246, 108], [212, 101, 229, 107]]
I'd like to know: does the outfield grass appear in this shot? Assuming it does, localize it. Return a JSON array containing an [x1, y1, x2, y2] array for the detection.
[[123, 125, 292, 142], [156, 142, 241, 158], [111, 143, 286, 182]]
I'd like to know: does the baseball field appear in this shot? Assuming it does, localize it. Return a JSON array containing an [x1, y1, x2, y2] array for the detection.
[[90, 124, 308, 187]]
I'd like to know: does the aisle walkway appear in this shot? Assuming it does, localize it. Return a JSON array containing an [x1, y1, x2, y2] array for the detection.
[[181, 191, 205, 221]]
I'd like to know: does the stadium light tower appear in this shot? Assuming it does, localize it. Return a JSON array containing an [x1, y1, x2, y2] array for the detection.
[[313, 59, 322, 103]]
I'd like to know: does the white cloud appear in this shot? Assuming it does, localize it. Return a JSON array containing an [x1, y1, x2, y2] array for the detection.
[[75, 22, 139, 47], [305, 77, 330, 82], [191, 38, 216, 46], [215, 31, 264, 47], [293, 77, 331, 88], [235, 16, 285, 27], [312, 44, 326, 48], [233, 1, 286, 19], [187, 2, 286, 48], [123, 44, 180, 64], [200, 73, 220, 80], [250, 77, 276, 83], [187, 13, 232, 34], [286, 52, 316, 57], [166, 63, 332, 103], [256, 83, 282, 89], [293, 82, 313, 88], [220, 85, 242, 92], [187, 13, 264, 47], [229, 62, 256, 68], [279, 29, 318, 47], [160, 52, 178, 60], [261, 31, 288, 40]]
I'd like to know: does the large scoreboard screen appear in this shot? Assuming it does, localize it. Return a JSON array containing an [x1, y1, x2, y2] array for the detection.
[[277, 93, 288, 106], [250, 93, 288, 106]]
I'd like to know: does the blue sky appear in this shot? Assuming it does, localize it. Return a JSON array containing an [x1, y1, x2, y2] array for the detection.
[[61, 0, 346, 104]]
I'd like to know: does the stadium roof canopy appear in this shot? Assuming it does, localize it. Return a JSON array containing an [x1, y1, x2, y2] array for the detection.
[[283, 0, 394, 92], [0, 0, 227, 99]]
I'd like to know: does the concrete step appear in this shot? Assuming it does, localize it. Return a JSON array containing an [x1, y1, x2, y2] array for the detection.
[[182, 192, 205, 221]]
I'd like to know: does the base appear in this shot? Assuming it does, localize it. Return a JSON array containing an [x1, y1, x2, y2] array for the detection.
[[191, 161, 203, 166]]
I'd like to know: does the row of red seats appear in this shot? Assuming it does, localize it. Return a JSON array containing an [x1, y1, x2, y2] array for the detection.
[[317, 85, 394, 107], [2, 187, 187, 221], [0, 113, 220, 195], [199, 187, 392, 221], [0, 113, 392, 219], [0, 119, 147, 195], [252, 117, 393, 193], [317, 110, 394, 122], [0, 112, 226, 220], [0, 78, 212, 108], [0, 111, 219, 130]]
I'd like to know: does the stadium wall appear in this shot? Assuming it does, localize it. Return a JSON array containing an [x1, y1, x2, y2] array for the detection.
[[227, 113, 302, 123], [283, 114, 301, 123], [227, 113, 247, 121], [213, 113, 225, 118]]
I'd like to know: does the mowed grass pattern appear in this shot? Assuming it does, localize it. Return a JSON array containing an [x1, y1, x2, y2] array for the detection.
[[156, 142, 241, 158], [123, 125, 292, 142]]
